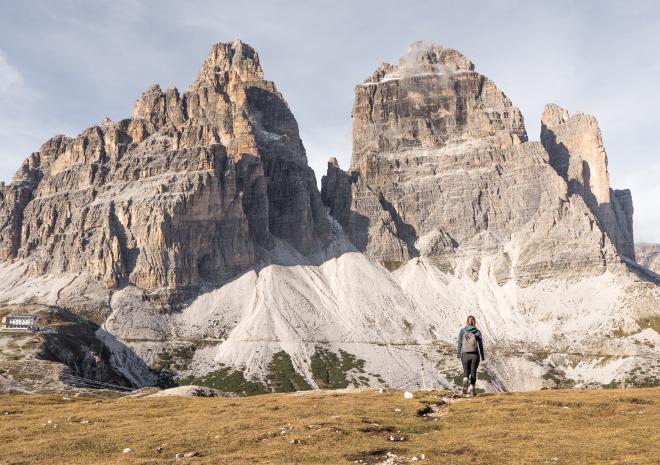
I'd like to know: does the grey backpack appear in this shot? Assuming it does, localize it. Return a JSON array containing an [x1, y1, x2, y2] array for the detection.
[[462, 330, 478, 353]]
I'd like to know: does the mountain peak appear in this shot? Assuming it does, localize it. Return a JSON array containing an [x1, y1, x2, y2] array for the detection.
[[190, 40, 263, 90], [365, 41, 474, 84]]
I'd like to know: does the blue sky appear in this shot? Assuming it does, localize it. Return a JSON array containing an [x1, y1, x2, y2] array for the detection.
[[0, 0, 658, 242]]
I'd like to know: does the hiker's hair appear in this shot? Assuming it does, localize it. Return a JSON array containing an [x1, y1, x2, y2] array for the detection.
[[466, 315, 476, 325]]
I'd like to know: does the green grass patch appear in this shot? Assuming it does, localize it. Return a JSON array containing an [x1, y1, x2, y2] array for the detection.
[[153, 344, 196, 373], [310, 347, 367, 389], [478, 370, 492, 381], [179, 366, 268, 396], [452, 368, 490, 386], [382, 261, 403, 272], [266, 351, 311, 393], [542, 367, 576, 389], [453, 373, 466, 386], [623, 367, 660, 388]]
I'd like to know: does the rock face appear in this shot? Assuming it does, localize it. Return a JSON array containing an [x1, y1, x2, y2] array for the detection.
[[0, 40, 330, 307], [322, 42, 621, 284], [541, 104, 635, 259], [636, 243, 660, 274], [1, 40, 658, 394]]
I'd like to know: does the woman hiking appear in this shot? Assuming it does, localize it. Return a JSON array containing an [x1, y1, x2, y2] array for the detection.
[[457, 315, 485, 396]]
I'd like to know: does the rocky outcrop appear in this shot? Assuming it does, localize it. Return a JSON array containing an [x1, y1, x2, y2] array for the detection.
[[636, 243, 660, 274], [541, 104, 635, 259], [323, 42, 621, 284], [350, 41, 527, 174], [0, 40, 330, 306], [321, 158, 410, 267], [0, 304, 142, 391]]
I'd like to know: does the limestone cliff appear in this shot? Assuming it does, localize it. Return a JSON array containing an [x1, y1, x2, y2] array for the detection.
[[636, 243, 660, 274], [0, 40, 330, 307], [322, 42, 622, 284], [541, 104, 635, 259]]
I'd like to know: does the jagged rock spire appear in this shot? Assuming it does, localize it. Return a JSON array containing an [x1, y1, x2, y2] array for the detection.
[[190, 39, 264, 89], [325, 42, 628, 283], [0, 40, 330, 302], [541, 103, 635, 259]]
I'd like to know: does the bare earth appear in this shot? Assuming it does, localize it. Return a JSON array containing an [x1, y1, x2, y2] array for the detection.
[[1, 388, 658, 465]]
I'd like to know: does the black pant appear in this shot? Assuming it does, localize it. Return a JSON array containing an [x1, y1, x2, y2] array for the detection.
[[462, 352, 480, 385]]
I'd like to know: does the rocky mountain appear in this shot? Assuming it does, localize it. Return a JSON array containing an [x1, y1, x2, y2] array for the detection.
[[322, 43, 624, 284], [0, 41, 658, 394], [0, 40, 329, 307], [541, 104, 635, 260], [636, 243, 660, 275]]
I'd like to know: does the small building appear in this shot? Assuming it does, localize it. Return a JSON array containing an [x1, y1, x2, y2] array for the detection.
[[1, 313, 37, 330]]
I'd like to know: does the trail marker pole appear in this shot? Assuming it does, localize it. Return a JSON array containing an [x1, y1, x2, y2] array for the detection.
[[421, 364, 427, 390]]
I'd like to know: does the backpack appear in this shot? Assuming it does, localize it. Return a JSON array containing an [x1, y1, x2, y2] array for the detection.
[[462, 330, 478, 353]]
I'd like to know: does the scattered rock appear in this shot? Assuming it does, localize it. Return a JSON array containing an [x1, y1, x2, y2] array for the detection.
[[148, 386, 230, 398], [122, 448, 133, 454]]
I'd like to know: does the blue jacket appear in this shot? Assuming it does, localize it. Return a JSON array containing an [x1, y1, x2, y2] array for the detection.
[[457, 325, 485, 360]]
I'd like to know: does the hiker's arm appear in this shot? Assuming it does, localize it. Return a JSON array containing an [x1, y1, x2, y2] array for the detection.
[[456, 329, 463, 358], [478, 334, 485, 361]]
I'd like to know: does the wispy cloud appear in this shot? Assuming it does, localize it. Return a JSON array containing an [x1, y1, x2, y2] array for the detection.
[[0, 50, 39, 105], [0, 51, 23, 94], [0, 49, 45, 179]]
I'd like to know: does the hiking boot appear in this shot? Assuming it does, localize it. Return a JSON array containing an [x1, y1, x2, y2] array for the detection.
[[469, 385, 476, 396], [462, 377, 469, 395]]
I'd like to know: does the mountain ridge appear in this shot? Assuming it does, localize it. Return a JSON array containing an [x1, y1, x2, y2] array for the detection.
[[0, 40, 658, 394]]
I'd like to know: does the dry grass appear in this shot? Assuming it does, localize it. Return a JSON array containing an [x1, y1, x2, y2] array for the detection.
[[0, 387, 658, 465]]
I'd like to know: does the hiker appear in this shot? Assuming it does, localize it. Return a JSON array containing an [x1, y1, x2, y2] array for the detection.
[[457, 315, 485, 396]]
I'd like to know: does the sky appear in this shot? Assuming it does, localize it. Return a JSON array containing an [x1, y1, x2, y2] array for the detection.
[[0, 0, 658, 242]]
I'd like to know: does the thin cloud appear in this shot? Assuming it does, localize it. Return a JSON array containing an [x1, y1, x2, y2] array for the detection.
[[0, 49, 45, 180]]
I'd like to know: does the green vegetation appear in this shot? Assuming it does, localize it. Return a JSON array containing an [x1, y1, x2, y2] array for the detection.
[[622, 367, 660, 388], [178, 366, 268, 396], [266, 351, 312, 393], [602, 380, 621, 389], [153, 345, 196, 373], [452, 372, 465, 386], [310, 347, 367, 389], [600, 366, 660, 389], [382, 260, 403, 271], [452, 370, 491, 385], [542, 367, 576, 389], [477, 370, 492, 381]]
